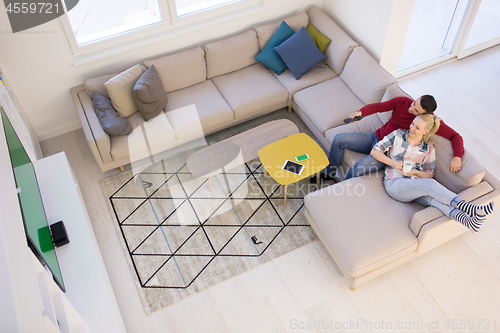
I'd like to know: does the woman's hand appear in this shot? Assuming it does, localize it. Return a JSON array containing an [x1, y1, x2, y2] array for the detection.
[[393, 161, 403, 172], [403, 169, 433, 178], [402, 169, 417, 177]]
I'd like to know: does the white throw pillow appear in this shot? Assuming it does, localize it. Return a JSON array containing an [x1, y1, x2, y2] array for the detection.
[[105, 64, 142, 117]]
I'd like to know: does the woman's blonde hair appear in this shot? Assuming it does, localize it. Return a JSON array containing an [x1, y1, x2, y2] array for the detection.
[[418, 114, 440, 143]]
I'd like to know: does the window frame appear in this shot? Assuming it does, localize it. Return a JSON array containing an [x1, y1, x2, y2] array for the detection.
[[59, 0, 262, 65]]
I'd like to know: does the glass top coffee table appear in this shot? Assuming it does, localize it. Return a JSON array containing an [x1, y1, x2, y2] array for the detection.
[[258, 133, 329, 205]]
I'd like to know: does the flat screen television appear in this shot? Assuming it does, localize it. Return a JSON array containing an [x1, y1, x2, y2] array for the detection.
[[1, 107, 65, 291]]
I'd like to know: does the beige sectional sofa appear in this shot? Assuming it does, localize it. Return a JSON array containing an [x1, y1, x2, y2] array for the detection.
[[71, 12, 311, 173], [70, 6, 499, 290], [70, 6, 388, 173]]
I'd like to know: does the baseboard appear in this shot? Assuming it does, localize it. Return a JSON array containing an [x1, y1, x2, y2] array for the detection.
[[38, 120, 83, 142]]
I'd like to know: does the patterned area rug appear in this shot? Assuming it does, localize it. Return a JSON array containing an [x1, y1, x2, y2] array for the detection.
[[100, 119, 318, 313]]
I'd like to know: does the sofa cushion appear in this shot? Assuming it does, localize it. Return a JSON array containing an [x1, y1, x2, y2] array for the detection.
[[133, 65, 167, 121], [308, 6, 358, 75], [164, 80, 234, 134], [273, 27, 327, 80], [382, 83, 412, 102], [92, 91, 132, 136], [307, 24, 331, 52], [104, 64, 142, 117], [110, 111, 176, 161], [340, 47, 397, 105], [84, 65, 147, 99], [255, 21, 295, 75], [324, 113, 384, 144], [305, 174, 419, 278], [273, 62, 337, 100], [211, 63, 288, 119], [166, 104, 205, 141], [85, 73, 115, 99], [205, 30, 259, 79], [254, 12, 309, 50], [432, 136, 485, 193], [144, 47, 206, 93], [293, 77, 365, 135]]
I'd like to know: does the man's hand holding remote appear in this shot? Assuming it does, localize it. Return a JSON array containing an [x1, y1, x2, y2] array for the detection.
[[343, 111, 363, 124], [350, 111, 362, 119]]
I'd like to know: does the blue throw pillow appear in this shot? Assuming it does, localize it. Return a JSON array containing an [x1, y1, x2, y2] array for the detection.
[[255, 21, 295, 75], [273, 26, 328, 80]]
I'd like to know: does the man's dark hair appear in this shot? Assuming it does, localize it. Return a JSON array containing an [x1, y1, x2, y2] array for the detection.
[[420, 95, 437, 114]]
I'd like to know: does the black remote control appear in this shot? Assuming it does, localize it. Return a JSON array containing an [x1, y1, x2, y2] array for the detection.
[[343, 116, 363, 124]]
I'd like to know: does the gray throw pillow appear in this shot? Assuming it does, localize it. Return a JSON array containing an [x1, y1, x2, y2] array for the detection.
[[92, 91, 133, 136], [133, 65, 167, 121]]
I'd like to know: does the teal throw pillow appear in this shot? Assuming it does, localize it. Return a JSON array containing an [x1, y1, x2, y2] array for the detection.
[[273, 26, 327, 80], [255, 21, 295, 75]]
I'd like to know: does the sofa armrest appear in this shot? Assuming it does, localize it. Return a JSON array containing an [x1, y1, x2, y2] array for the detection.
[[70, 85, 113, 164], [410, 181, 494, 236], [415, 184, 498, 255]]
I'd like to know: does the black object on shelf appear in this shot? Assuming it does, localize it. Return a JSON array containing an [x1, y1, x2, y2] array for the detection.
[[50, 221, 69, 247]]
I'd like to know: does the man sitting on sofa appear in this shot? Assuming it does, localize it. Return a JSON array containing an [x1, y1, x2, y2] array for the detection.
[[311, 95, 464, 183]]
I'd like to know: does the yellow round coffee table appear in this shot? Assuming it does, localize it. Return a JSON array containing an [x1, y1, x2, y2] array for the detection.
[[258, 133, 329, 205]]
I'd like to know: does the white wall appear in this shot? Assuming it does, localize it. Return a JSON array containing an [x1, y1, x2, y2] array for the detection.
[[322, 0, 416, 77], [0, 0, 322, 141], [322, 0, 394, 62], [379, 0, 415, 76]]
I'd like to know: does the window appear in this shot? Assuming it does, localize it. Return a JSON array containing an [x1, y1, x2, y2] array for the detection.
[[396, 0, 500, 76], [60, 0, 262, 63], [397, 0, 469, 73], [464, 0, 500, 48], [65, 0, 163, 46]]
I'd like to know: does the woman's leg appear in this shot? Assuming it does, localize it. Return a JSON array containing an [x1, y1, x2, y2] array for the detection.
[[410, 195, 487, 233], [414, 196, 455, 217], [384, 178, 458, 204], [388, 177, 496, 218]]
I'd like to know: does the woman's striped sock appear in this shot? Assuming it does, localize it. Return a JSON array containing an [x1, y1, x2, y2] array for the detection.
[[454, 209, 486, 233], [456, 200, 494, 217]]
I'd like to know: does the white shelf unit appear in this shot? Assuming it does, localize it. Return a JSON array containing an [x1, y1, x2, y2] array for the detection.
[[32, 256, 86, 333], [34, 152, 126, 333]]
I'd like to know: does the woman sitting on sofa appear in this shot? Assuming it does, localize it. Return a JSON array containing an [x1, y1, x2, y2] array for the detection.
[[370, 114, 494, 232]]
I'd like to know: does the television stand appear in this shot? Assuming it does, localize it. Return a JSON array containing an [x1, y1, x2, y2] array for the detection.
[[34, 152, 125, 332]]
